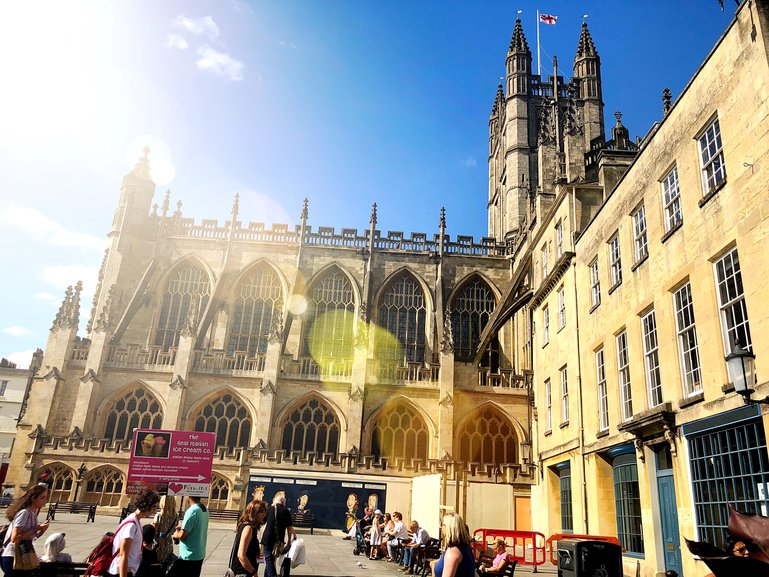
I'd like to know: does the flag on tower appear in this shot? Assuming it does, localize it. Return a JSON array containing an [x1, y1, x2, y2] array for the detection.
[[539, 13, 558, 25]]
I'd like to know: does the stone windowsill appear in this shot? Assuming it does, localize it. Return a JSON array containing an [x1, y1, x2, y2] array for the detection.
[[679, 391, 705, 409], [661, 220, 683, 244]]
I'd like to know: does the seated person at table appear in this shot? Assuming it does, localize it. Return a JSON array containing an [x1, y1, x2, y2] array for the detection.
[[478, 539, 509, 575]]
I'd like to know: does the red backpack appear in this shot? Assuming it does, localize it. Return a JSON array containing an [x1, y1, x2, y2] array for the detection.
[[85, 518, 137, 576]]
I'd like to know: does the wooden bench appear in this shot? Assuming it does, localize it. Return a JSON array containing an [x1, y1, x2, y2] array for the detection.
[[291, 510, 314, 534], [206, 508, 241, 523], [39, 561, 90, 577], [475, 553, 518, 577], [119, 502, 137, 521], [46, 501, 96, 522]]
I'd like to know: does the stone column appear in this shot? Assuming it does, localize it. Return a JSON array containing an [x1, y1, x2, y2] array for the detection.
[[252, 315, 283, 446], [345, 323, 369, 451]]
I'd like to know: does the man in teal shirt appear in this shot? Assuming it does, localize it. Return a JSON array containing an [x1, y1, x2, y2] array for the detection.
[[168, 495, 209, 577]]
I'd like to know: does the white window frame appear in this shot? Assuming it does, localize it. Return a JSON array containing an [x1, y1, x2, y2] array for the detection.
[[589, 258, 601, 308], [714, 247, 752, 355], [543, 306, 550, 346], [609, 233, 622, 288], [641, 309, 662, 407], [560, 367, 569, 424], [698, 117, 726, 194], [545, 379, 552, 432], [662, 165, 682, 232], [674, 282, 703, 396], [631, 204, 648, 263], [542, 244, 549, 278], [617, 330, 633, 421], [596, 348, 608, 432], [558, 286, 566, 329], [556, 220, 563, 258]]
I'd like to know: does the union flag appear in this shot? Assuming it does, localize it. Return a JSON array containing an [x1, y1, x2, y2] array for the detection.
[[539, 13, 558, 25]]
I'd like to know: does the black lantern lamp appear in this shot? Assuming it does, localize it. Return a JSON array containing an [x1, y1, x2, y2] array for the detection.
[[726, 340, 762, 404]]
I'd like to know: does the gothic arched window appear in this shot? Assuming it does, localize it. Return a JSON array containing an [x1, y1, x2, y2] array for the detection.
[[194, 393, 251, 450], [228, 265, 283, 356], [304, 269, 355, 361], [104, 388, 162, 443], [451, 278, 496, 361], [377, 273, 427, 364], [38, 464, 74, 503], [208, 474, 230, 509], [154, 263, 211, 351], [371, 402, 429, 462], [457, 407, 518, 466], [281, 397, 340, 456], [83, 467, 124, 506]]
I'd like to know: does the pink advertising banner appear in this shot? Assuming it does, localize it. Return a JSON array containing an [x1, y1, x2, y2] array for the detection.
[[127, 429, 216, 496]]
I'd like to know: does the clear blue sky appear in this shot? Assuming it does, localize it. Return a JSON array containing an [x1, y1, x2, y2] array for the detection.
[[0, 0, 735, 367]]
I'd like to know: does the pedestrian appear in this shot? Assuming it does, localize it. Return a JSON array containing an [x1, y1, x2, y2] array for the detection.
[[229, 499, 268, 577], [108, 488, 160, 577], [1, 483, 50, 577], [385, 512, 409, 562], [151, 495, 177, 569], [400, 520, 429, 574], [369, 510, 382, 560], [260, 492, 295, 577], [40, 532, 71, 563], [433, 513, 474, 577], [168, 496, 209, 577], [135, 524, 161, 577]]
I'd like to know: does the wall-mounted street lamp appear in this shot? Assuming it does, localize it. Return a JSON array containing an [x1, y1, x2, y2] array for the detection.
[[726, 340, 762, 404]]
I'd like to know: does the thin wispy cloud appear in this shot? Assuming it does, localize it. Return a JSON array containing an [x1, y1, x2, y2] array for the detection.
[[279, 40, 298, 50], [173, 15, 220, 41], [231, 0, 255, 15], [0, 206, 104, 250], [463, 156, 478, 168], [35, 292, 59, 305], [196, 45, 245, 81], [2, 326, 32, 337], [167, 34, 189, 50], [6, 350, 35, 369], [39, 264, 99, 299]]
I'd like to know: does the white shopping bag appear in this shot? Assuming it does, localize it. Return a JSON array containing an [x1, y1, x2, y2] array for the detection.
[[288, 537, 306, 568]]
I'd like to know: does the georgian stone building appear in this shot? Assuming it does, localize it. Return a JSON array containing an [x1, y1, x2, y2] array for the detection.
[[9, 3, 769, 573]]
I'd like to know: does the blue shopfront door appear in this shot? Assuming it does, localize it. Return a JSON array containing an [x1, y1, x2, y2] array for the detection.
[[656, 446, 683, 576]]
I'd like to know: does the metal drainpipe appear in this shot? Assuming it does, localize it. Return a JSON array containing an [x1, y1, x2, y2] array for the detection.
[[570, 188, 589, 534]]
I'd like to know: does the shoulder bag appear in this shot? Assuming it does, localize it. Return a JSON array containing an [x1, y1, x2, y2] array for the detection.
[[223, 523, 241, 577], [270, 506, 287, 559], [13, 509, 40, 572]]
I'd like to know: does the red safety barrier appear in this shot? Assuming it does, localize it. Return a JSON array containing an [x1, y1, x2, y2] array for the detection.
[[471, 528, 547, 569], [544, 533, 623, 565]]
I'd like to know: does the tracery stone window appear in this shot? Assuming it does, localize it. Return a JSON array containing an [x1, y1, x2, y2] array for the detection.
[[208, 474, 230, 509], [377, 273, 427, 365], [104, 388, 162, 443], [457, 407, 518, 466], [450, 278, 496, 361], [228, 265, 283, 356], [304, 269, 355, 361], [38, 464, 74, 503], [193, 393, 251, 450], [371, 402, 429, 462], [154, 263, 211, 351], [83, 467, 124, 506], [281, 397, 340, 456]]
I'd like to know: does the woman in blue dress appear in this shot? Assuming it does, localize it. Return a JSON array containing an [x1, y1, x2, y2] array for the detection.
[[433, 513, 474, 577]]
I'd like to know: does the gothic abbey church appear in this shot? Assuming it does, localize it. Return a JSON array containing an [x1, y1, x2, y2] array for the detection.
[[10, 5, 769, 575]]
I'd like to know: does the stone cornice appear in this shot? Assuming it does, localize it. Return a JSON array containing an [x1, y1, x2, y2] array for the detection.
[[531, 251, 575, 309]]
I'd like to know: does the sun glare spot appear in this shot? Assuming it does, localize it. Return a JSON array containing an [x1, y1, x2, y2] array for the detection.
[[126, 135, 176, 185], [288, 294, 308, 316]]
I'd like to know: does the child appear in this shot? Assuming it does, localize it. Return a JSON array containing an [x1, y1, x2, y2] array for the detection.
[[369, 510, 383, 560], [135, 524, 161, 577]]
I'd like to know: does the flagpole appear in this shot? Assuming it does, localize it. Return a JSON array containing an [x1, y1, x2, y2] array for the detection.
[[536, 9, 541, 77]]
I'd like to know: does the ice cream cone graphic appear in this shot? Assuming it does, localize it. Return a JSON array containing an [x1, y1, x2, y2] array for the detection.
[[140, 433, 155, 456], [152, 435, 166, 457]]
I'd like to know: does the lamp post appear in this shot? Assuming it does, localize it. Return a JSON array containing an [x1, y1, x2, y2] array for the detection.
[[726, 340, 763, 404], [73, 463, 87, 501]]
